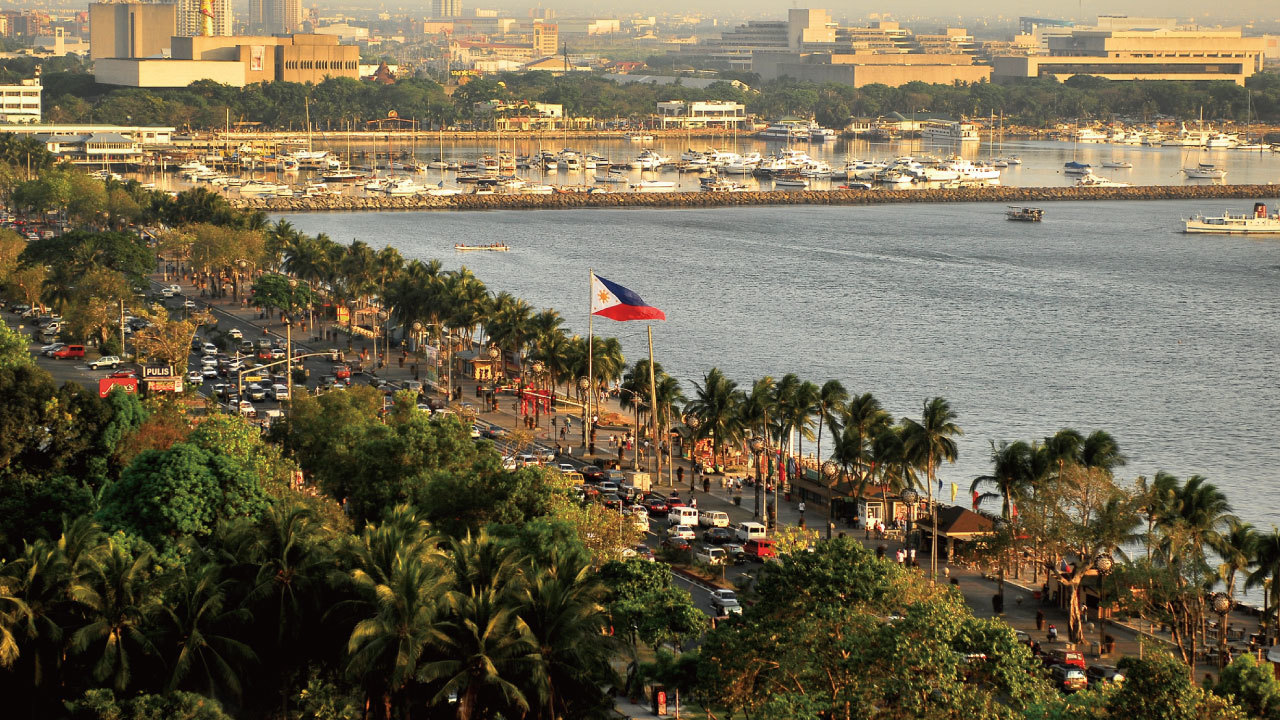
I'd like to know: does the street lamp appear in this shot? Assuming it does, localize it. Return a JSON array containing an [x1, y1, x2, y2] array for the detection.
[[1211, 591, 1233, 668], [685, 414, 702, 492], [530, 360, 545, 428], [821, 460, 840, 539], [900, 487, 920, 555], [749, 435, 765, 521], [282, 314, 293, 404], [1094, 552, 1115, 653]]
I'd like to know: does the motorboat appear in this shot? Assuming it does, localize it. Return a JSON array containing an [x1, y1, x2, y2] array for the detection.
[[1184, 202, 1280, 234], [382, 178, 426, 196], [425, 183, 461, 197], [1183, 163, 1227, 180], [1075, 171, 1129, 188], [700, 180, 750, 192], [758, 120, 811, 142], [773, 177, 810, 188], [630, 180, 675, 191], [321, 168, 366, 183], [1063, 161, 1092, 175], [1005, 206, 1044, 222], [596, 172, 629, 184], [1101, 160, 1133, 169]]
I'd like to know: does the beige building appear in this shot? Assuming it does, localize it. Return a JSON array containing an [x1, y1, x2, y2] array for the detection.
[[756, 51, 991, 87], [89, 2, 177, 61], [0, 78, 42, 123], [94, 33, 358, 88], [992, 26, 1265, 86], [656, 100, 746, 129]]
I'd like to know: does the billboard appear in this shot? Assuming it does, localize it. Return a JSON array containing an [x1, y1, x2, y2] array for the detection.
[[146, 378, 183, 394], [99, 377, 138, 397], [250, 45, 265, 72], [142, 364, 173, 379]]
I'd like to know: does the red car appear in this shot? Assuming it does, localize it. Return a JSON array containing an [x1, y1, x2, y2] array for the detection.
[[52, 344, 85, 359], [108, 369, 137, 379], [333, 364, 351, 380]]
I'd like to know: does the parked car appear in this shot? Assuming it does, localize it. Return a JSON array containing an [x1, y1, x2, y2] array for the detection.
[[702, 527, 734, 545], [52, 344, 85, 359], [1085, 665, 1125, 687], [40, 342, 66, 356], [694, 546, 727, 566], [107, 369, 138, 379], [709, 589, 742, 616], [88, 355, 122, 370], [1043, 649, 1086, 670], [1049, 664, 1087, 693]]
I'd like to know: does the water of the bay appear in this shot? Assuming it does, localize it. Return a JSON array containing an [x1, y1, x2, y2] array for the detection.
[[282, 199, 1280, 594]]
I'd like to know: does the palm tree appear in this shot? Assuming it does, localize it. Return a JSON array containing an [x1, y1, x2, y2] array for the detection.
[[1211, 520, 1256, 662], [970, 440, 1034, 522], [900, 397, 963, 582], [814, 380, 848, 464], [653, 375, 686, 485], [782, 379, 820, 473], [0, 570, 30, 669], [339, 240, 378, 334], [1132, 471, 1181, 558], [685, 368, 742, 472], [69, 543, 162, 693], [1247, 528, 1280, 645], [158, 559, 257, 701], [839, 392, 891, 498]]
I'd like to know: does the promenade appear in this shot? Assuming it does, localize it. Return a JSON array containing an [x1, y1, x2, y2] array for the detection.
[[179, 273, 1267, 705]]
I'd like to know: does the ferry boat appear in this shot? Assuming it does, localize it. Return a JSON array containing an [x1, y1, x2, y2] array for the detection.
[[455, 243, 510, 252], [1183, 163, 1227, 179], [920, 120, 980, 144], [1184, 203, 1280, 235], [1005, 206, 1044, 222]]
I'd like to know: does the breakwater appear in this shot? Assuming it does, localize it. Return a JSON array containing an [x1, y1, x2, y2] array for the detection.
[[234, 184, 1280, 213]]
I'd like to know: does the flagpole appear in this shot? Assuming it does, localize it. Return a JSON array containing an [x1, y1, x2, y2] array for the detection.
[[585, 269, 594, 458], [647, 324, 660, 482]]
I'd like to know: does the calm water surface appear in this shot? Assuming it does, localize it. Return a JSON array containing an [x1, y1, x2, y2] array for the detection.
[[282, 200, 1280, 555]]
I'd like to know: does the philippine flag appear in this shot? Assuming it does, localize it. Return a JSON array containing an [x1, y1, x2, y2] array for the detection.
[[591, 273, 666, 322]]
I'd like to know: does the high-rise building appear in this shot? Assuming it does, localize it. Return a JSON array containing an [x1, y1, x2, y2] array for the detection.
[[432, 0, 462, 19], [247, 0, 301, 34], [176, 0, 231, 36], [89, 2, 178, 60], [532, 21, 557, 56]]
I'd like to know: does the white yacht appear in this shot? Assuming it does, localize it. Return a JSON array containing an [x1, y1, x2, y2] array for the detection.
[[1074, 127, 1107, 143], [757, 120, 811, 142], [1075, 171, 1129, 188], [1184, 203, 1280, 234], [1183, 163, 1227, 180], [1101, 160, 1133, 169], [920, 120, 980, 144]]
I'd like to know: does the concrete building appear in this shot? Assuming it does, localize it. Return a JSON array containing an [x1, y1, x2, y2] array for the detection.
[[532, 22, 557, 56], [655, 99, 746, 129], [176, 0, 231, 36], [3, 11, 49, 39], [33, 28, 91, 57], [94, 33, 358, 87], [312, 23, 368, 42], [0, 78, 42, 123], [89, 2, 177, 61], [433, 0, 462, 19], [247, 0, 301, 35], [992, 24, 1265, 86], [755, 51, 991, 87]]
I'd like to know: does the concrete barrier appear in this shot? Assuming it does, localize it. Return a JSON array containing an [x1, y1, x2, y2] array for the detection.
[[233, 184, 1280, 214]]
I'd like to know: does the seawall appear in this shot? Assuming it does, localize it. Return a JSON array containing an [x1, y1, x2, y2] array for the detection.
[[233, 184, 1280, 214]]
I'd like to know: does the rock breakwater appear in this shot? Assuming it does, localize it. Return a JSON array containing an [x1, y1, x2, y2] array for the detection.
[[235, 184, 1280, 214]]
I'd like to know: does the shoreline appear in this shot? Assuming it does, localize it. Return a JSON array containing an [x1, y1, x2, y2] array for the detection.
[[234, 183, 1280, 213]]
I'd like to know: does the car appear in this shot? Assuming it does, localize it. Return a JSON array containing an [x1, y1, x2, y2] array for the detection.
[[723, 543, 748, 566], [744, 538, 777, 562], [270, 347, 285, 359], [694, 546, 727, 566], [201, 343, 217, 356], [1049, 664, 1087, 693], [557, 462, 576, 473], [645, 497, 669, 517], [580, 465, 606, 483], [108, 369, 138, 379], [161, 284, 181, 297], [631, 544, 655, 562], [201, 366, 219, 379], [88, 356, 122, 370], [40, 341, 66, 356], [270, 383, 290, 401], [630, 512, 650, 532], [332, 364, 351, 380], [702, 527, 734, 545], [184, 300, 197, 309], [186, 370, 203, 384], [597, 481, 619, 495], [661, 536, 691, 552], [605, 469, 628, 484], [239, 340, 255, 353], [52, 344, 85, 359], [246, 383, 267, 401], [709, 589, 742, 615], [200, 355, 218, 367], [226, 327, 243, 340], [600, 494, 623, 510], [1043, 649, 1086, 670], [668, 525, 695, 541], [1085, 665, 1125, 687], [10, 303, 31, 314], [237, 400, 257, 417]]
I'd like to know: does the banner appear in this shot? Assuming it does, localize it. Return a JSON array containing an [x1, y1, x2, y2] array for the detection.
[[99, 377, 137, 397]]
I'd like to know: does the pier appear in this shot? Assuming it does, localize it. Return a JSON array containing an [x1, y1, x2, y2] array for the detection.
[[232, 183, 1280, 213]]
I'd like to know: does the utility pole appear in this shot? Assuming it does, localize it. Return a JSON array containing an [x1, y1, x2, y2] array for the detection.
[[285, 316, 293, 405], [119, 300, 126, 357]]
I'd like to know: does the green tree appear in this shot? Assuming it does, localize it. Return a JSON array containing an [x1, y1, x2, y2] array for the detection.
[[1214, 653, 1280, 720]]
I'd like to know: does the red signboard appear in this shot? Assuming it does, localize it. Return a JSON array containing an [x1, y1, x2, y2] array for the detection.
[[146, 378, 183, 394], [99, 377, 138, 397]]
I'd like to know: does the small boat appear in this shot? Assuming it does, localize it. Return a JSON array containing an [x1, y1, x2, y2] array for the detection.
[[1183, 163, 1227, 180], [1184, 202, 1280, 234], [1005, 206, 1044, 222], [1102, 160, 1133, 169], [837, 182, 873, 190], [1075, 171, 1129, 188], [596, 172, 628, 184], [455, 243, 511, 252], [630, 180, 675, 191], [321, 168, 366, 183], [1063, 161, 1092, 175], [773, 176, 810, 188]]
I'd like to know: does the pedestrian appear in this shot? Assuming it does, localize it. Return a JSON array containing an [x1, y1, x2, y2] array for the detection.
[[691, 498, 697, 509], [560, 427, 566, 441], [1047, 624, 1058, 643], [908, 548, 916, 563], [798, 501, 806, 515]]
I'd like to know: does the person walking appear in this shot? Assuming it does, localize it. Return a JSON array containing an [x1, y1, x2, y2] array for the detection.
[[1047, 624, 1058, 643]]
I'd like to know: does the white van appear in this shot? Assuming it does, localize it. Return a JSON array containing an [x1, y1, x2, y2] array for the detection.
[[698, 510, 730, 528], [735, 521, 767, 542], [668, 507, 699, 527]]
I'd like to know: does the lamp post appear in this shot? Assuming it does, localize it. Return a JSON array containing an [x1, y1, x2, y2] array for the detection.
[[1094, 552, 1114, 654], [821, 460, 840, 540], [1266, 578, 1273, 646], [900, 487, 920, 555], [1211, 591, 1233, 669], [577, 376, 591, 456], [530, 360, 545, 428], [683, 414, 701, 491], [282, 314, 293, 405], [749, 436, 766, 521]]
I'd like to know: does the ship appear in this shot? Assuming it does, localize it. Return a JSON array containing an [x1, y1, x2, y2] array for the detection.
[[920, 120, 980, 144], [1184, 203, 1280, 235]]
